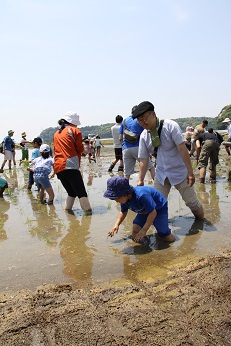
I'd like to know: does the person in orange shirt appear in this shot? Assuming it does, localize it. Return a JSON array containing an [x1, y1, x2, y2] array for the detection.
[[53, 112, 92, 215]]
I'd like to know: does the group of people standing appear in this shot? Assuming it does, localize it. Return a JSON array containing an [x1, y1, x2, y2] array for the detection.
[[1, 105, 230, 245], [1, 130, 31, 170], [104, 101, 206, 243], [183, 119, 229, 184], [104, 102, 230, 244]]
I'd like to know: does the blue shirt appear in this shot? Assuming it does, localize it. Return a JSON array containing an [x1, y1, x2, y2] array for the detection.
[[3, 136, 14, 151], [31, 148, 40, 160], [119, 115, 144, 149], [120, 186, 167, 215]]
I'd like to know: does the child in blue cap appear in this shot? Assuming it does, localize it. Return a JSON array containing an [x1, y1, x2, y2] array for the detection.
[[104, 176, 175, 242]]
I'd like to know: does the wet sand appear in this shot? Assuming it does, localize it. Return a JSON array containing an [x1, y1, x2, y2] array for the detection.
[[0, 147, 231, 345]]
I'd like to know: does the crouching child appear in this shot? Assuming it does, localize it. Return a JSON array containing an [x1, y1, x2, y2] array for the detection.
[[104, 176, 175, 242], [27, 144, 55, 205], [0, 169, 8, 197]]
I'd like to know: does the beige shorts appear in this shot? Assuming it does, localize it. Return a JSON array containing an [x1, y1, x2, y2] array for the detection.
[[4, 150, 13, 160], [154, 177, 202, 212]]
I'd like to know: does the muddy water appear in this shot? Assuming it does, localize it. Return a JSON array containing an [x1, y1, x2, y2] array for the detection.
[[0, 148, 231, 292]]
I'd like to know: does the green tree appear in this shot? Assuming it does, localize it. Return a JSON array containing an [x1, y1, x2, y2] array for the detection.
[[216, 104, 231, 129], [40, 127, 58, 143]]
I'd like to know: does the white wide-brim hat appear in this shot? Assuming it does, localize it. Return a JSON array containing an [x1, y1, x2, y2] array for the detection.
[[63, 112, 81, 126], [222, 117, 231, 123]]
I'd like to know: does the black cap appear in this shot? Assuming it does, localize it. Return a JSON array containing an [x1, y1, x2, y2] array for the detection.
[[132, 101, 154, 119], [33, 137, 42, 145]]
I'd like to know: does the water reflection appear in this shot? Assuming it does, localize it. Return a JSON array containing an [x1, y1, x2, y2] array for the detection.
[[196, 183, 220, 225], [0, 199, 10, 241], [0, 158, 230, 291], [2, 168, 18, 194], [59, 213, 93, 286], [114, 215, 205, 283], [27, 197, 63, 247]]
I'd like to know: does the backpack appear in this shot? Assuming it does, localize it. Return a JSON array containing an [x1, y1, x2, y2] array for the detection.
[[123, 118, 140, 144], [0, 141, 4, 154], [215, 131, 224, 145]]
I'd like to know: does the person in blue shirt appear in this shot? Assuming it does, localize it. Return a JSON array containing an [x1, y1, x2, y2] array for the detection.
[[1, 130, 15, 170], [119, 107, 155, 180], [104, 176, 175, 242]]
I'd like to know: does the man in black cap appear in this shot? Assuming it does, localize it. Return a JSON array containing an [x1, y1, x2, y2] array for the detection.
[[132, 101, 204, 220]]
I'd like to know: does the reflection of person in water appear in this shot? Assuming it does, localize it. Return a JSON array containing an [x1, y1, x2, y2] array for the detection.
[[87, 173, 94, 186], [27, 199, 62, 247], [121, 213, 206, 284], [196, 183, 220, 224], [0, 199, 10, 241], [59, 213, 93, 286]]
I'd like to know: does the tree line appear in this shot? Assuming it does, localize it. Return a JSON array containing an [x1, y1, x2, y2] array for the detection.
[[39, 104, 231, 143]]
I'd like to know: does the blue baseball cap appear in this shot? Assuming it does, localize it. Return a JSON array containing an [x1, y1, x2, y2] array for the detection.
[[104, 176, 133, 199]]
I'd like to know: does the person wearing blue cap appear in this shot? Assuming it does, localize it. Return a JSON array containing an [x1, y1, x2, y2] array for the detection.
[[104, 176, 175, 242]]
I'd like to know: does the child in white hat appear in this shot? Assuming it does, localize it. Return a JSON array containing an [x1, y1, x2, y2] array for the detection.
[[28, 144, 55, 204]]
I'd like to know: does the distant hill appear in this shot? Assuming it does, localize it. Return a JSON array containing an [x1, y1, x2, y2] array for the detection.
[[39, 117, 224, 143]]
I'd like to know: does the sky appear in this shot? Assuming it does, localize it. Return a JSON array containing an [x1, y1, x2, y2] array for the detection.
[[1, 0, 231, 142]]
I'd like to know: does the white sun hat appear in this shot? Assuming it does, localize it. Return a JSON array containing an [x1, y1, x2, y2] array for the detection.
[[63, 112, 81, 126], [222, 117, 231, 123], [40, 144, 51, 153]]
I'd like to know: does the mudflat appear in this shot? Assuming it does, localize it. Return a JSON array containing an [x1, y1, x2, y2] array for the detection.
[[0, 146, 231, 345]]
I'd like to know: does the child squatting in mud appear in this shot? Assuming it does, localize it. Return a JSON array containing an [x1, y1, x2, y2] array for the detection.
[[104, 176, 175, 242]]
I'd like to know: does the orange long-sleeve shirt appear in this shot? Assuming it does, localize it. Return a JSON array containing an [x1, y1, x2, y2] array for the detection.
[[53, 126, 84, 174]]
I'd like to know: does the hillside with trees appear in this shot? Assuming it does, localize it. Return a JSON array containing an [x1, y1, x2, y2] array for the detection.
[[39, 104, 231, 142]]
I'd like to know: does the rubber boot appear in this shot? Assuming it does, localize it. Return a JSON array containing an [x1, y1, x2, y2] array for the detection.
[[79, 197, 92, 215], [108, 163, 115, 172], [65, 196, 75, 211], [199, 178, 205, 184], [192, 205, 204, 219], [210, 172, 216, 183]]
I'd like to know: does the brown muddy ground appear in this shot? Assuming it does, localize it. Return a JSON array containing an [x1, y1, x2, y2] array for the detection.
[[0, 252, 230, 345], [0, 146, 231, 345]]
